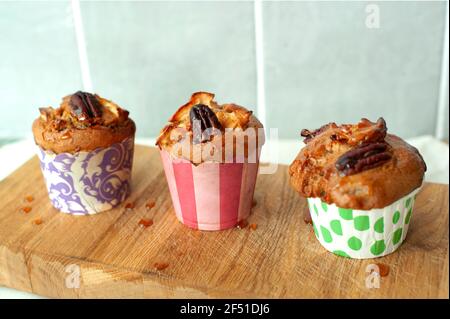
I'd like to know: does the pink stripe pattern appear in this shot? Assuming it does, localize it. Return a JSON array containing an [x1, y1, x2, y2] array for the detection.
[[192, 163, 221, 230], [160, 151, 183, 222], [219, 163, 243, 230], [160, 150, 259, 231], [172, 162, 198, 229]]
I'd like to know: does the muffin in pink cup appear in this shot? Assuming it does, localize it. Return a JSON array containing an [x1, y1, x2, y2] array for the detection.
[[156, 92, 265, 231]]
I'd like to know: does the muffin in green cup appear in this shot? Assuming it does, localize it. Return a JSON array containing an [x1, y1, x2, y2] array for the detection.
[[289, 118, 426, 259]]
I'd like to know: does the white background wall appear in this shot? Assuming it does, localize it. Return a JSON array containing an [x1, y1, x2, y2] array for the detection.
[[0, 0, 448, 141]]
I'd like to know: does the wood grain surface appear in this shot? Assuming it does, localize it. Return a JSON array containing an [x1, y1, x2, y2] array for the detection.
[[0, 145, 448, 298]]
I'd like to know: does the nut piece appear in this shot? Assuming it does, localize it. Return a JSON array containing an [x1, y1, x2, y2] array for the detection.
[[189, 104, 223, 144], [301, 123, 336, 144], [39, 107, 54, 122], [335, 142, 392, 176], [69, 91, 102, 121]]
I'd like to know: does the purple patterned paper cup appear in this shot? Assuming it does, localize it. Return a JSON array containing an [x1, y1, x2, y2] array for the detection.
[[36, 137, 134, 215]]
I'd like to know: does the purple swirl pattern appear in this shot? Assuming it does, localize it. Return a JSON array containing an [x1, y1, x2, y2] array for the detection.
[[37, 138, 134, 215]]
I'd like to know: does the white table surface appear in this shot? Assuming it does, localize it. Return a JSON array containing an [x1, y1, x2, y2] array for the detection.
[[0, 135, 448, 298]]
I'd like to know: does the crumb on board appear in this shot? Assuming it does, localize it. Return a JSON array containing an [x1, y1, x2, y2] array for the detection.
[[138, 218, 154, 228], [154, 262, 169, 271], [237, 219, 249, 229], [22, 206, 32, 214], [375, 263, 390, 277], [145, 201, 156, 210]]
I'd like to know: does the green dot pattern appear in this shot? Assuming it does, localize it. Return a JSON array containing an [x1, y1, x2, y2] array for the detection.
[[333, 250, 350, 258], [370, 240, 386, 256], [348, 236, 362, 251], [405, 208, 413, 224], [405, 198, 412, 208], [320, 226, 333, 243], [308, 191, 417, 258], [338, 208, 353, 220], [330, 220, 343, 236], [374, 217, 384, 233], [313, 204, 319, 216], [392, 211, 400, 224], [393, 228, 403, 245], [354, 216, 370, 231]]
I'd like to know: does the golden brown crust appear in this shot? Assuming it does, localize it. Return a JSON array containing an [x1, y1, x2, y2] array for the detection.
[[156, 92, 264, 164], [289, 118, 426, 210], [32, 92, 135, 154]]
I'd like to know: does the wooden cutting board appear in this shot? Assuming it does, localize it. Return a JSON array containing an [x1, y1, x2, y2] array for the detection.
[[0, 145, 448, 298]]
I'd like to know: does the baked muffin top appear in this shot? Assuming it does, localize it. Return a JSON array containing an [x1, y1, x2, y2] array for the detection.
[[156, 92, 264, 164], [33, 91, 135, 154], [289, 118, 426, 210]]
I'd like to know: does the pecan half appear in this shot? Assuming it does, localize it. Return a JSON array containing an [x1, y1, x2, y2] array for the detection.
[[335, 142, 392, 176], [189, 104, 223, 144], [69, 91, 102, 121]]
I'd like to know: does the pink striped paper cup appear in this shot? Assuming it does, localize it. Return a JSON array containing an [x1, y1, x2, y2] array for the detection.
[[160, 150, 259, 231]]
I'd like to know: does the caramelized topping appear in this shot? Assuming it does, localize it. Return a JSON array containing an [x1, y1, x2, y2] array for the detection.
[[125, 202, 135, 210], [335, 118, 388, 146], [25, 195, 34, 203], [37, 91, 131, 132], [300, 118, 393, 176], [301, 118, 387, 146]]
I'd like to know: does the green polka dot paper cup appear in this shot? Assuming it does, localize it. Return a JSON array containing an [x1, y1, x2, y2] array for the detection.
[[308, 186, 422, 259]]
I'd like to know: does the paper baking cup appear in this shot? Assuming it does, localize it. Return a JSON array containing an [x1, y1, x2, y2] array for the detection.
[[308, 186, 422, 259], [37, 138, 134, 215], [160, 150, 259, 231]]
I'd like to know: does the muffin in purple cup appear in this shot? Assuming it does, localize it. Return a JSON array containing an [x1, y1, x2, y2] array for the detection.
[[32, 91, 136, 215]]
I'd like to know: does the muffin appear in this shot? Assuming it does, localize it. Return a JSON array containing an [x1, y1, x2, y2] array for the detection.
[[156, 92, 265, 230], [32, 91, 136, 215], [289, 118, 426, 258]]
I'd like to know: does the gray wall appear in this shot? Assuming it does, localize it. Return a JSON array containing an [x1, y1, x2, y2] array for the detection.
[[0, 0, 448, 140]]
